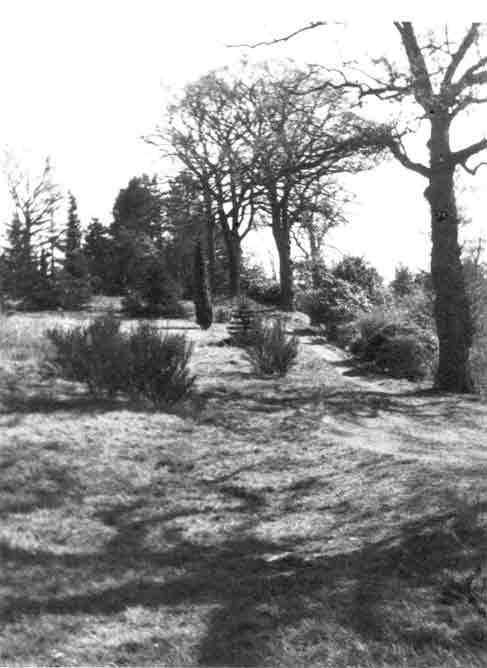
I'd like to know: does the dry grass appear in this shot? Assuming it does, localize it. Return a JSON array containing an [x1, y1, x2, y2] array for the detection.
[[2, 308, 487, 666]]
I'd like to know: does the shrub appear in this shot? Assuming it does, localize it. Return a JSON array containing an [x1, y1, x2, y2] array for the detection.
[[121, 261, 185, 318], [244, 317, 299, 377], [370, 333, 435, 379], [121, 289, 186, 319], [45, 313, 195, 404], [45, 311, 125, 398], [240, 262, 281, 307], [296, 274, 371, 343], [213, 302, 234, 323], [245, 280, 281, 307], [395, 289, 434, 330], [351, 310, 437, 380], [227, 300, 263, 346], [470, 338, 487, 396], [21, 270, 93, 312], [124, 324, 195, 405], [332, 255, 383, 301], [333, 320, 362, 350]]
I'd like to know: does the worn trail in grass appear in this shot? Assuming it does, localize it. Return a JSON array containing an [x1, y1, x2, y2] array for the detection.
[[2, 314, 487, 666]]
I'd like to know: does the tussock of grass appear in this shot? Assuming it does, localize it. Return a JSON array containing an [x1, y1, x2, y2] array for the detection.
[[2, 309, 487, 666]]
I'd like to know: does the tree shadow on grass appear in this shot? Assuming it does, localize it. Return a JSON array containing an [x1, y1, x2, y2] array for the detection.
[[3, 487, 487, 666], [0, 385, 204, 419], [0, 448, 82, 515], [197, 378, 486, 427]]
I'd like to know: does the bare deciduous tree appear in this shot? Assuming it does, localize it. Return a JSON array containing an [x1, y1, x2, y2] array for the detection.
[[4, 154, 63, 264], [150, 72, 259, 297], [240, 22, 487, 391]]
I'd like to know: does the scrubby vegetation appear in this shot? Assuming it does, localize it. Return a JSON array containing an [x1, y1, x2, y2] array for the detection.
[[296, 268, 372, 344], [2, 303, 487, 668], [3, 22, 487, 666], [45, 312, 195, 405], [243, 316, 299, 377]]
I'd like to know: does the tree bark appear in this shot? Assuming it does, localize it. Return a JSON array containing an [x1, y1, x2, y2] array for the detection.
[[206, 217, 216, 295], [425, 114, 474, 392], [273, 222, 294, 311], [202, 191, 216, 296], [224, 230, 242, 298]]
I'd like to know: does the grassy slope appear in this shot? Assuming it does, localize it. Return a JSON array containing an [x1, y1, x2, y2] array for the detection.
[[1, 310, 487, 667]]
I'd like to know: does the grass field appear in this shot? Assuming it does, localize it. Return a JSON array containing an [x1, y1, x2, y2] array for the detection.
[[2, 306, 487, 667]]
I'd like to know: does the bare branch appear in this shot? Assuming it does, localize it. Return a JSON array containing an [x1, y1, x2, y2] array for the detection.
[[451, 56, 487, 94], [394, 22, 434, 108], [384, 137, 430, 177], [451, 138, 487, 166], [460, 160, 487, 175], [227, 21, 331, 49], [442, 23, 480, 89], [450, 94, 487, 118]]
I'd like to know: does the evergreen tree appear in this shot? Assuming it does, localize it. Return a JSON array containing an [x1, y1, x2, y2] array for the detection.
[[4, 156, 62, 304], [4, 212, 36, 300], [111, 174, 162, 242], [64, 192, 83, 276], [109, 175, 164, 292], [161, 171, 229, 298], [193, 239, 213, 330], [83, 218, 114, 293]]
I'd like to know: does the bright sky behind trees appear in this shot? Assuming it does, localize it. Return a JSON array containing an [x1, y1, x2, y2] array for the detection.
[[0, 0, 486, 279]]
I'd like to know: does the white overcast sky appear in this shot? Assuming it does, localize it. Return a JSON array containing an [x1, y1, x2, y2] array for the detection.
[[1, 1, 487, 280]]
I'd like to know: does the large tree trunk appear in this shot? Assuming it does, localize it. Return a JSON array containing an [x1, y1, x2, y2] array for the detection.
[[426, 116, 474, 393], [206, 217, 216, 295], [203, 193, 216, 295], [273, 223, 294, 311], [224, 231, 242, 298]]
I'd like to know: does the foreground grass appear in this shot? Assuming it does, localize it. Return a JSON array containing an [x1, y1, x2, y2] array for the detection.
[[2, 310, 487, 666]]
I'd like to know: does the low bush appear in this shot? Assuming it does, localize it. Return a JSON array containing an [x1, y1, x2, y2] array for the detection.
[[240, 263, 281, 307], [124, 324, 195, 405], [246, 280, 281, 307], [351, 310, 437, 380], [121, 290, 186, 319], [296, 275, 371, 343], [20, 273, 92, 312], [122, 260, 186, 319], [470, 339, 487, 396], [333, 320, 362, 350], [45, 312, 195, 404], [244, 317, 299, 377], [213, 303, 234, 323], [45, 312, 126, 398], [370, 332, 435, 380], [395, 288, 434, 330]]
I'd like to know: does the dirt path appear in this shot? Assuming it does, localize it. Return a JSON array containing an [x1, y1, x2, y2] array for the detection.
[[301, 337, 487, 468]]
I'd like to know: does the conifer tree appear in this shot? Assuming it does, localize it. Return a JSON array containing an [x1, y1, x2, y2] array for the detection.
[[4, 212, 35, 299], [83, 218, 113, 293], [193, 239, 213, 330], [64, 192, 83, 276]]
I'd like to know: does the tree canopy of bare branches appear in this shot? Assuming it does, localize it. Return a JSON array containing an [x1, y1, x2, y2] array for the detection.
[[236, 22, 487, 390]]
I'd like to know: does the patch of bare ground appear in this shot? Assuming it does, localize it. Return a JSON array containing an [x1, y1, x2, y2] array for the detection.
[[1, 311, 487, 667]]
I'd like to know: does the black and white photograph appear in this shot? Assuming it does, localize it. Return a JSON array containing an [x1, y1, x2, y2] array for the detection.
[[2, 3, 487, 666]]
